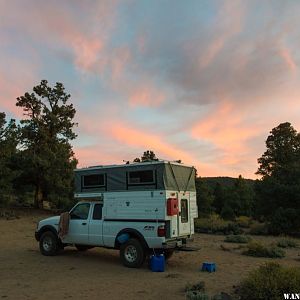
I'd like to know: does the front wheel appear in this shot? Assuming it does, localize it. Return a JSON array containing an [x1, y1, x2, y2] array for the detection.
[[120, 238, 145, 268], [39, 231, 59, 256]]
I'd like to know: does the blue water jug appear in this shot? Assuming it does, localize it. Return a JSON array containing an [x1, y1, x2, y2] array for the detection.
[[150, 254, 165, 272], [201, 262, 216, 272]]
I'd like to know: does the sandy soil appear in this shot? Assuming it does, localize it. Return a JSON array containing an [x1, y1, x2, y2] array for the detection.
[[0, 211, 300, 300]]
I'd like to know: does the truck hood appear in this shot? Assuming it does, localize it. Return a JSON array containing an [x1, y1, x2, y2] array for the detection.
[[39, 215, 60, 226]]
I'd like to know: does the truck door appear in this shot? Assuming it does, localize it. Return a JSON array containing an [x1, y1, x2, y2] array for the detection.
[[63, 202, 90, 244], [88, 203, 104, 246], [177, 192, 191, 236]]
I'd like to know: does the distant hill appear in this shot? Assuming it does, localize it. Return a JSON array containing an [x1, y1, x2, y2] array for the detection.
[[197, 176, 255, 189]]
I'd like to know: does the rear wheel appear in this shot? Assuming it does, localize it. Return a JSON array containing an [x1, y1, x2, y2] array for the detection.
[[39, 231, 59, 256], [120, 238, 145, 268]]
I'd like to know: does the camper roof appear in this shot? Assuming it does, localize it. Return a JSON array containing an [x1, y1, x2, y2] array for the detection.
[[75, 160, 193, 172]]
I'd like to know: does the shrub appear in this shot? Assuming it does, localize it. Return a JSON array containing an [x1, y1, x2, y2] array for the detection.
[[277, 238, 298, 248], [249, 222, 268, 235], [185, 281, 205, 293], [225, 223, 243, 235], [185, 281, 209, 300], [186, 291, 210, 300], [237, 262, 300, 300], [243, 241, 285, 258], [224, 235, 251, 243], [194, 215, 243, 235], [16, 191, 35, 207], [236, 216, 252, 228], [212, 293, 233, 300]]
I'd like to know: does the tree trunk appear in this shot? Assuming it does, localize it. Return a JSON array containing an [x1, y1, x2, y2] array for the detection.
[[34, 184, 43, 209]]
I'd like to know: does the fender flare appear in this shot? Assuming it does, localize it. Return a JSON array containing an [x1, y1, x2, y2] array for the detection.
[[115, 228, 149, 249]]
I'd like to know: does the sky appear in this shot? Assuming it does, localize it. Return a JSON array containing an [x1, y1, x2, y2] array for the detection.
[[1, 0, 300, 179]]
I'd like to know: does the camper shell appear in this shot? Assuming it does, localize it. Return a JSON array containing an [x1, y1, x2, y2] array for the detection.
[[74, 160, 195, 193], [74, 161, 197, 237]]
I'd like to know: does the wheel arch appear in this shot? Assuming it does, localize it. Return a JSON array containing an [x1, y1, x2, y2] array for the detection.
[[36, 225, 58, 241], [115, 228, 149, 250]]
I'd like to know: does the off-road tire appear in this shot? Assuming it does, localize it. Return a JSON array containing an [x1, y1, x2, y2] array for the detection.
[[120, 238, 145, 268], [39, 231, 59, 256]]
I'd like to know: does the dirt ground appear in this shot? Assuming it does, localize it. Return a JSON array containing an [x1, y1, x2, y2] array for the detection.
[[1, 211, 300, 300]]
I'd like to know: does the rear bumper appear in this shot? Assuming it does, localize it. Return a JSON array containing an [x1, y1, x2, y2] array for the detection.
[[35, 231, 39, 241], [162, 236, 193, 249]]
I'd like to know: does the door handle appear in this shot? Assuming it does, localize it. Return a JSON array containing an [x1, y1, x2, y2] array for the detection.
[[82, 222, 87, 225]]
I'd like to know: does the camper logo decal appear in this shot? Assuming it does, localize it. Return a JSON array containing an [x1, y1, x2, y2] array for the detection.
[[144, 226, 154, 231]]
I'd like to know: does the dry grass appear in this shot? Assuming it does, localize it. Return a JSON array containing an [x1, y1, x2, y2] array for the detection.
[[0, 211, 299, 299]]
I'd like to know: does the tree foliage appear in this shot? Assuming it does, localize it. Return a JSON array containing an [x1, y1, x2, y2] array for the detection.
[[255, 122, 300, 234], [195, 178, 214, 216], [256, 122, 300, 179], [0, 113, 19, 206], [16, 80, 78, 208], [134, 150, 158, 162]]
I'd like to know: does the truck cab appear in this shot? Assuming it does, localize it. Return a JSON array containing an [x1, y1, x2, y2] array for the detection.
[[35, 161, 198, 268]]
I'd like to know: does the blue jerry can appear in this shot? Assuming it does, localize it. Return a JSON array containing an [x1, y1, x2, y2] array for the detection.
[[201, 262, 216, 272], [150, 254, 165, 272]]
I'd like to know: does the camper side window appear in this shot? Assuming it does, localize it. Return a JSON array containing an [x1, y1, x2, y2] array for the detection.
[[82, 174, 105, 188], [128, 170, 155, 185]]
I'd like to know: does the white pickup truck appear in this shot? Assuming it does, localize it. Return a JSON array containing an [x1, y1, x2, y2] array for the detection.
[[35, 161, 198, 268]]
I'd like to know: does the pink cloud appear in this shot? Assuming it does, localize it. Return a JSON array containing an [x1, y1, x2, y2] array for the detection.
[[106, 121, 219, 175], [198, 0, 245, 68], [279, 46, 297, 73], [111, 46, 132, 80], [0, 62, 38, 118], [192, 101, 259, 150], [72, 38, 104, 72], [74, 146, 121, 167], [129, 85, 166, 107], [191, 100, 264, 177], [0, 1, 117, 74]]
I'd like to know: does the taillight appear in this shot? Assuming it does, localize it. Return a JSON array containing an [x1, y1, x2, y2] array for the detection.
[[157, 225, 166, 237]]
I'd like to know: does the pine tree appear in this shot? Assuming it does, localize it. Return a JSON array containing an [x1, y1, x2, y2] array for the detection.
[[16, 80, 77, 208]]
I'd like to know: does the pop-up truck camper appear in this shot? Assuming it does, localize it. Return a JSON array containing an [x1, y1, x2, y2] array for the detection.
[[35, 161, 198, 268]]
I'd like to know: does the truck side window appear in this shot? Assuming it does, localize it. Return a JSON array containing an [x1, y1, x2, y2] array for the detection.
[[93, 204, 103, 220], [181, 199, 188, 223], [70, 203, 90, 220]]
